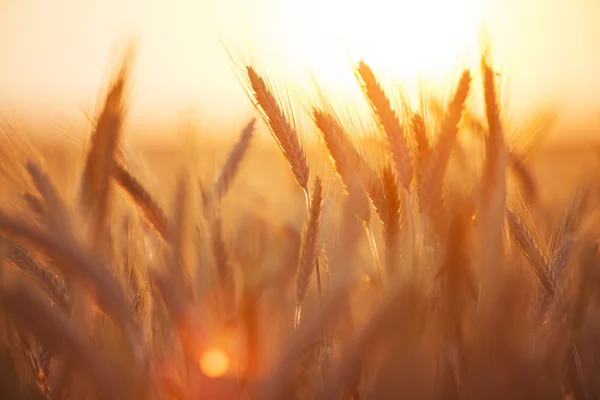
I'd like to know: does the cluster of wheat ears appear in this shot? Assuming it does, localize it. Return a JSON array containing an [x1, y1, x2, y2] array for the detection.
[[0, 44, 598, 400]]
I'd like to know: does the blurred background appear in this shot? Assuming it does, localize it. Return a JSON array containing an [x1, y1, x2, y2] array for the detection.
[[0, 0, 598, 211], [0, 0, 599, 141]]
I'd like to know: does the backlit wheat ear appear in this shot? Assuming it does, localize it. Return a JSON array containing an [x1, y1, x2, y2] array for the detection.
[[548, 187, 588, 259], [550, 189, 587, 280], [505, 207, 553, 295], [312, 108, 358, 192], [440, 97, 540, 201], [310, 99, 388, 221], [312, 108, 370, 222], [16, 329, 52, 398], [419, 70, 471, 215], [362, 161, 389, 225], [113, 160, 169, 240], [5, 238, 70, 310], [246, 66, 310, 194], [295, 177, 323, 329], [533, 192, 590, 397], [79, 47, 134, 240], [356, 60, 413, 190], [535, 188, 588, 324], [214, 119, 256, 201]]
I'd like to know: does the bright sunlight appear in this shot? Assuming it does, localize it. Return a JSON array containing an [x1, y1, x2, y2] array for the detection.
[[200, 348, 230, 378], [279, 0, 487, 100], [1, 0, 599, 129]]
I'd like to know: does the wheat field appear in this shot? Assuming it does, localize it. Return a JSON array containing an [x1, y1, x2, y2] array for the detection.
[[1, 46, 600, 400]]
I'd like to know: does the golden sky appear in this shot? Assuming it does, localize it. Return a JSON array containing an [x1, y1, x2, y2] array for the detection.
[[0, 0, 599, 135]]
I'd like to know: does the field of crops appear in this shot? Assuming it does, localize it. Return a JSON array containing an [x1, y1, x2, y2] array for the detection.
[[0, 46, 600, 399]]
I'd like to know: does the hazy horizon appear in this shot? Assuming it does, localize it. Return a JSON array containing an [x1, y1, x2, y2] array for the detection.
[[0, 0, 599, 137]]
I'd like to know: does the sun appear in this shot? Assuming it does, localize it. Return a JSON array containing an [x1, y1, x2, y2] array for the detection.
[[200, 347, 230, 378], [278, 0, 488, 101]]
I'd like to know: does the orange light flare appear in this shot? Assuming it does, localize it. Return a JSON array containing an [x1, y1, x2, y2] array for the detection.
[[200, 347, 231, 378], [175, 307, 239, 379]]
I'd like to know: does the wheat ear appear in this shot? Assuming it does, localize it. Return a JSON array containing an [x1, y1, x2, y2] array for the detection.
[[79, 47, 133, 239], [214, 119, 256, 201], [535, 189, 587, 325], [246, 66, 310, 194], [419, 70, 471, 215], [4, 237, 70, 310], [312, 109, 358, 192], [356, 61, 413, 190], [113, 160, 169, 240], [505, 208, 553, 294]]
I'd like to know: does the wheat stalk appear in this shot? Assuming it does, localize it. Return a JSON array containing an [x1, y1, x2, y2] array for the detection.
[[295, 177, 324, 329], [411, 113, 430, 185], [316, 276, 425, 400], [381, 163, 401, 276], [477, 55, 508, 299]]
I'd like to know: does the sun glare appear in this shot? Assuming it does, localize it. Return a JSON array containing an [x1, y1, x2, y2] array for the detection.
[[279, 0, 488, 101], [200, 347, 230, 378]]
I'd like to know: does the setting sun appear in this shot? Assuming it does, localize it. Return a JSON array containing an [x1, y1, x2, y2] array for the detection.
[[0, 0, 599, 129], [282, 0, 486, 93], [200, 348, 230, 379]]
